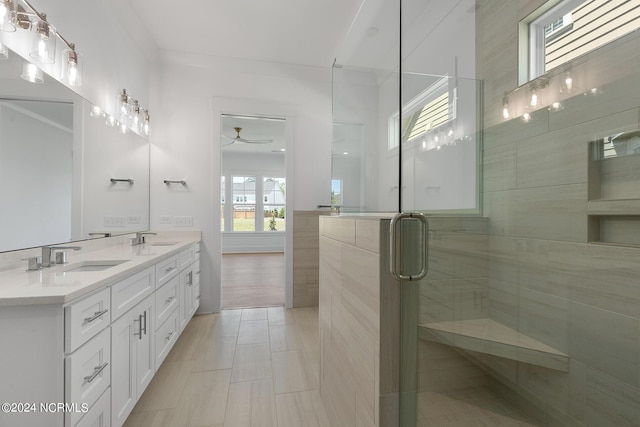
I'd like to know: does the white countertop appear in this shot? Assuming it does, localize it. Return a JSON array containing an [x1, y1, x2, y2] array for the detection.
[[0, 232, 201, 307]]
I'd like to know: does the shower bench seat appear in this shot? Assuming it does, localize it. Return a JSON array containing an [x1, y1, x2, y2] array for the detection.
[[419, 318, 569, 372]]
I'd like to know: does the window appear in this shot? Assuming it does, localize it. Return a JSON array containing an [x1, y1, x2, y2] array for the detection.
[[220, 175, 285, 233], [388, 76, 454, 150], [232, 176, 256, 231], [331, 179, 343, 205], [263, 177, 285, 232], [523, 0, 640, 83]]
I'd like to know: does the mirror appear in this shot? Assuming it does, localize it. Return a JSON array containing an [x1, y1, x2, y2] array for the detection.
[[0, 49, 149, 252]]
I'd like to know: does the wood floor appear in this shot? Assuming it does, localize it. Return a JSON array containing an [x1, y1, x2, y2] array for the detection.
[[222, 253, 285, 309], [124, 307, 329, 427]]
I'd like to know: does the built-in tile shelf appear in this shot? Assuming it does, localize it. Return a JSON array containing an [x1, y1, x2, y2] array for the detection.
[[587, 198, 640, 215], [418, 318, 570, 372]]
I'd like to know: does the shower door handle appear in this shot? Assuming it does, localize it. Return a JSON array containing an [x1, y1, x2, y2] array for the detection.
[[390, 212, 428, 281]]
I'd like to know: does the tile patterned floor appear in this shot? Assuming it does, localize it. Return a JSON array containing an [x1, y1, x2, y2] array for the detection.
[[124, 307, 329, 427], [221, 254, 285, 309]]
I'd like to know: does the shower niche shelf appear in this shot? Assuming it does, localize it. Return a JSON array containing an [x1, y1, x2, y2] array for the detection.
[[419, 318, 569, 372], [587, 136, 640, 246]]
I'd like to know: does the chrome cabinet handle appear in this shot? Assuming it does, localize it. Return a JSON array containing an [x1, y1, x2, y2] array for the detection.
[[84, 309, 109, 325], [164, 266, 175, 274], [133, 315, 142, 338], [141, 310, 147, 336], [390, 212, 428, 281], [84, 362, 108, 383], [188, 271, 193, 286], [166, 331, 174, 341], [165, 296, 175, 304]]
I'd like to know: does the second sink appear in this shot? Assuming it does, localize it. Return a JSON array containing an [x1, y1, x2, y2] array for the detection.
[[62, 260, 129, 272]]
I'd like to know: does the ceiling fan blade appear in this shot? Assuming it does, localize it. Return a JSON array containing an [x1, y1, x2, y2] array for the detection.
[[237, 138, 273, 144], [222, 139, 236, 146]]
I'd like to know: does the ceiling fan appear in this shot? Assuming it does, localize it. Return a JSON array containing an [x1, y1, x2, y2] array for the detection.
[[223, 127, 273, 146]]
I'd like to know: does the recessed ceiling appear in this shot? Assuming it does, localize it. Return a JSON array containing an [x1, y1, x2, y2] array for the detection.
[[124, 0, 364, 68]]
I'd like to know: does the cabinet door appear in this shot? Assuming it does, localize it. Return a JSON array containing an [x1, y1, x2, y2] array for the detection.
[[111, 294, 155, 427], [135, 296, 155, 397], [179, 265, 194, 332], [111, 309, 137, 427]]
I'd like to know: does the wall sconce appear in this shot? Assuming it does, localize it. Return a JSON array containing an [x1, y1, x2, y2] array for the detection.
[[5, 0, 84, 86], [114, 88, 150, 136]]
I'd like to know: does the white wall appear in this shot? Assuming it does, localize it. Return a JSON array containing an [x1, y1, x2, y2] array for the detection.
[[81, 100, 150, 238], [149, 52, 333, 313]]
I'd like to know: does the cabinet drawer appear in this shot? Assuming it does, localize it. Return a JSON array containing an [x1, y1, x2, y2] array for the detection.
[[72, 388, 110, 427], [155, 308, 179, 367], [65, 328, 110, 427], [65, 287, 111, 353], [155, 275, 179, 329], [111, 267, 155, 321], [156, 255, 179, 286], [179, 246, 195, 270]]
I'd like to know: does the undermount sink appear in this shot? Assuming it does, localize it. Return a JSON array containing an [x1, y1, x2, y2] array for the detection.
[[62, 260, 129, 272], [147, 242, 178, 246]]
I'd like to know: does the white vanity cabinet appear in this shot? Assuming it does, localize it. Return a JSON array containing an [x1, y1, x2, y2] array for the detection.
[[0, 236, 201, 427]]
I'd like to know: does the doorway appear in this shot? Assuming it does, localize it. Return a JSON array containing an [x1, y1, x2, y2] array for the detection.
[[219, 113, 287, 309]]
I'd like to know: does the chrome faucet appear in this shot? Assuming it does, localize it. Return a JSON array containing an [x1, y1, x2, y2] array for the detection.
[[42, 246, 82, 267], [131, 232, 157, 246]]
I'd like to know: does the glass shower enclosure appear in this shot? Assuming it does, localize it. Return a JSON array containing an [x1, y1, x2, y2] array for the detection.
[[332, 0, 640, 425]]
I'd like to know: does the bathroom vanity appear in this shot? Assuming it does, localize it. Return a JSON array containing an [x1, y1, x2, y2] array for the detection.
[[0, 232, 201, 427]]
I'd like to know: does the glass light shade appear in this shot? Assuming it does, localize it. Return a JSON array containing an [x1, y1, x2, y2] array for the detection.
[[89, 105, 106, 118], [106, 115, 118, 127], [0, 0, 16, 32], [29, 19, 56, 64], [20, 62, 43, 83], [62, 48, 82, 86], [0, 42, 8, 60], [118, 89, 131, 125]]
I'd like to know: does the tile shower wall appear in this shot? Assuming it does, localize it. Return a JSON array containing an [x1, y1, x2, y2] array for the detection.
[[293, 211, 330, 307], [476, 1, 640, 425]]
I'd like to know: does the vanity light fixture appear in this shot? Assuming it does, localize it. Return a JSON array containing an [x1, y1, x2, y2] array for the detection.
[[116, 89, 150, 136], [5, 0, 84, 85], [0, 0, 16, 31]]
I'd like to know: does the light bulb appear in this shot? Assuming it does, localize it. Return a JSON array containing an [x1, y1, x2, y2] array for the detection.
[[564, 76, 573, 92], [20, 62, 43, 83], [90, 105, 105, 118], [0, 0, 16, 32], [530, 92, 538, 108], [522, 113, 531, 123]]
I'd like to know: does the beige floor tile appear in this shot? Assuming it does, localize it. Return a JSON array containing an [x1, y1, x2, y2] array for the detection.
[[275, 390, 331, 427], [231, 342, 273, 383], [123, 409, 175, 427], [165, 315, 212, 363], [272, 349, 320, 394], [193, 335, 237, 372], [220, 309, 243, 317], [173, 369, 231, 426], [210, 314, 241, 338], [237, 319, 269, 345], [133, 360, 195, 412], [241, 307, 269, 321], [267, 307, 297, 325], [269, 324, 305, 352], [224, 379, 278, 427]]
